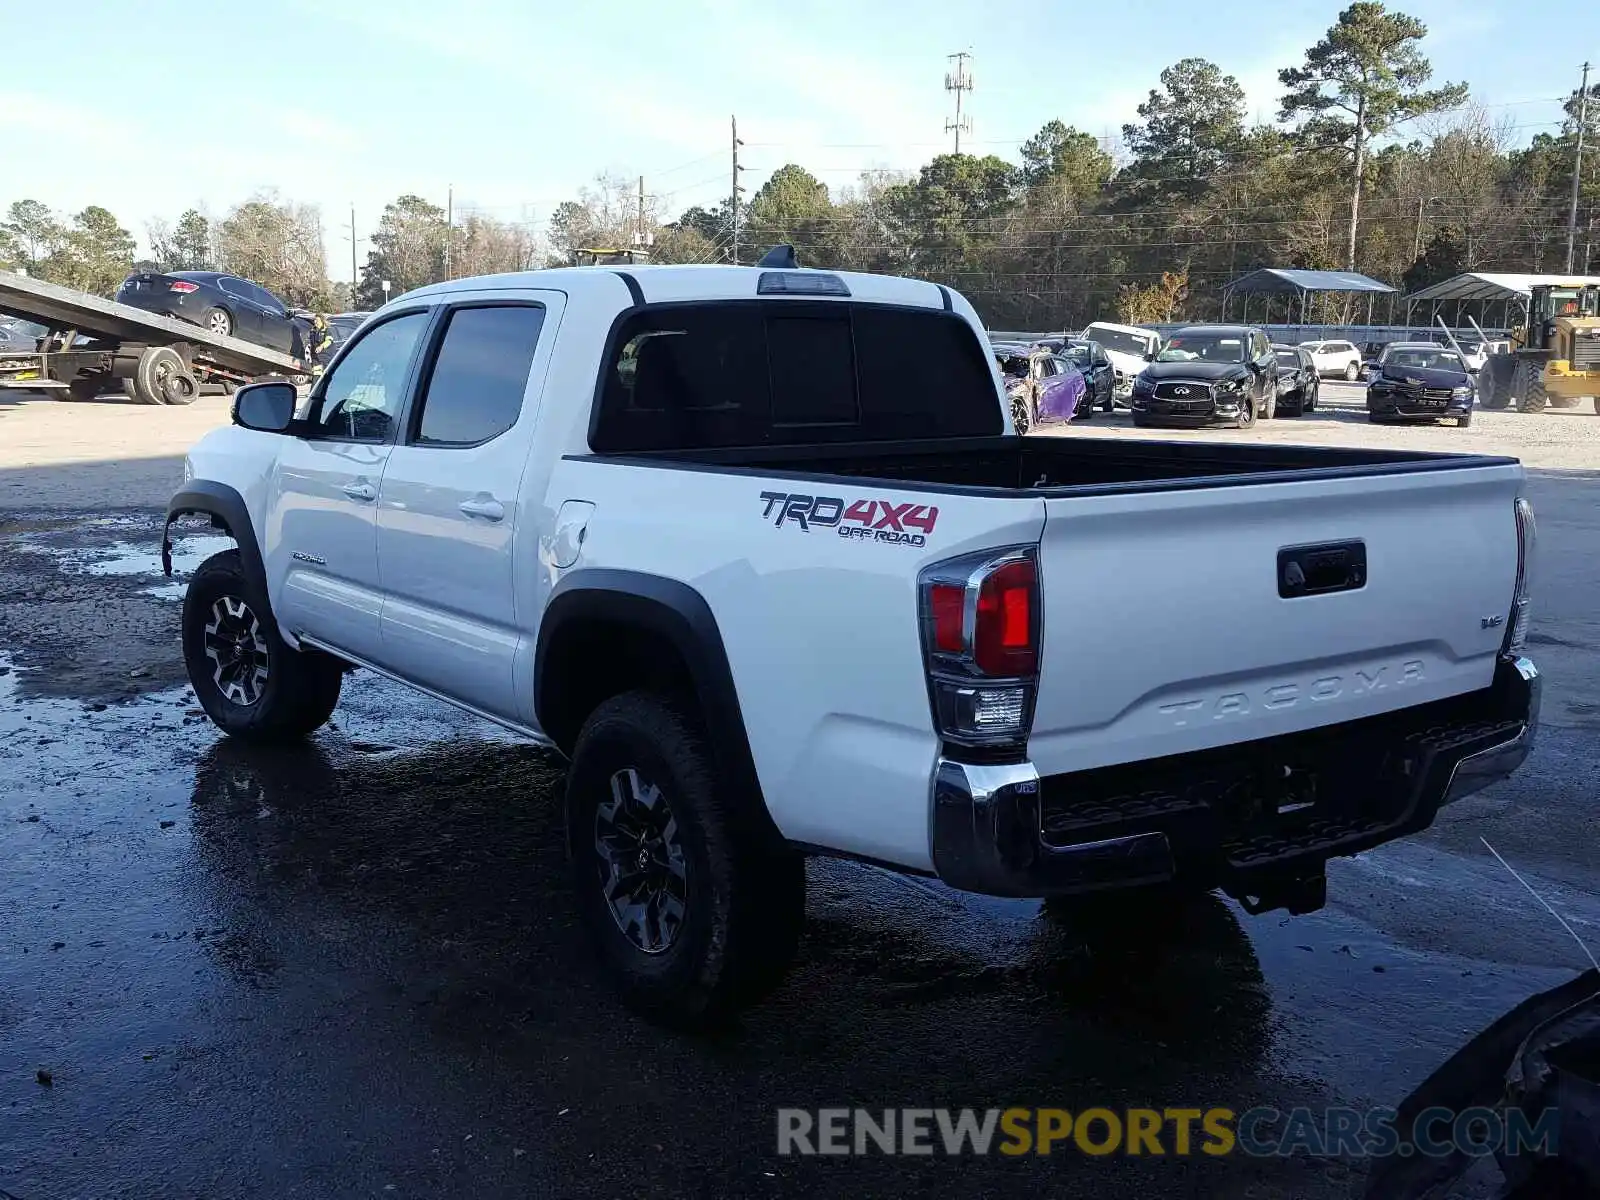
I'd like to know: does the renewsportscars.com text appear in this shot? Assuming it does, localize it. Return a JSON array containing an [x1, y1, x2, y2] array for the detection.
[[776, 1105, 1560, 1159]]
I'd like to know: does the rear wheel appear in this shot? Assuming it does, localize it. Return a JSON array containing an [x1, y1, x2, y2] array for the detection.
[[1344, 360, 1359, 381], [203, 307, 234, 338], [135, 346, 199, 406], [1514, 360, 1547, 414], [66, 377, 104, 402], [1549, 394, 1582, 410], [122, 374, 160, 405], [565, 691, 804, 1028], [182, 550, 342, 742]]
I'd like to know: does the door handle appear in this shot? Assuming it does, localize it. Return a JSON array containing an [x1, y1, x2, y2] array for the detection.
[[459, 497, 505, 522], [341, 482, 377, 502]]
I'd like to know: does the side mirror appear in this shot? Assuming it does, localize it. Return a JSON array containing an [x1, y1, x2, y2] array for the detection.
[[233, 381, 297, 433]]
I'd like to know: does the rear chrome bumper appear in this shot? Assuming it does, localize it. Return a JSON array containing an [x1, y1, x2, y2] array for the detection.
[[1441, 656, 1540, 805], [930, 655, 1540, 899]]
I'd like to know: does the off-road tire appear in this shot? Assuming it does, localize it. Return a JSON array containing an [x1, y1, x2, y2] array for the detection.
[[1514, 360, 1547, 414], [182, 549, 341, 742], [565, 690, 805, 1028]]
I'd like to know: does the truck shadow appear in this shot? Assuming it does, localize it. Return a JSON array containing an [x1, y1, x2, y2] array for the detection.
[[187, 734, 1276, 1100]]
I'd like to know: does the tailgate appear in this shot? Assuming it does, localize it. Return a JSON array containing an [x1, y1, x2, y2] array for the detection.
[[1027, 462, 1524, 776]]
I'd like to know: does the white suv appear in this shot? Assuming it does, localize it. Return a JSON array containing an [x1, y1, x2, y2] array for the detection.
[[1299, 339, 1364, 380]]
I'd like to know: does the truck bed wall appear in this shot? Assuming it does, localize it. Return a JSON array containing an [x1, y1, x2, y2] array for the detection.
[[633, 436, 1496, 494]]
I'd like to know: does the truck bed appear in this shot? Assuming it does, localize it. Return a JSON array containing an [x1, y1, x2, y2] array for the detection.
[[612, 435, 1513, 495]]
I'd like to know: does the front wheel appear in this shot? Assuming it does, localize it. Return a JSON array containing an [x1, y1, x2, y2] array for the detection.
[[182, 550, 342, 741], [1458, 410, 1473, 428], [565, 691, 804, 1028], [1236, 398, 1255, 428], [1344, 360, 1359, 381]]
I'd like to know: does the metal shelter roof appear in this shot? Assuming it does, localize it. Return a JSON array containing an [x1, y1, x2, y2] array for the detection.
[[1402, 272, 1600, 304], [1225, 268, 1396, 295]]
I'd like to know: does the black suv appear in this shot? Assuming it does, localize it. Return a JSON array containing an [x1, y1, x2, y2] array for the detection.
[[1130, 324, 1279, 428]]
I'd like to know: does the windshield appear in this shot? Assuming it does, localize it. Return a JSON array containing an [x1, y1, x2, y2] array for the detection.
[[1274, 350, 1300, 368], [1157, 333, 1246, 364], [1384, 348, 1464, 372], [996, 354, 1029, 377], [1058, 342, 1093, 365], [1083, 325, 1154, 357]]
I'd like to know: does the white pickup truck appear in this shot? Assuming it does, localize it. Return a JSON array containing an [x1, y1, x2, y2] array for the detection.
[[165, 257, 1541, 1026]]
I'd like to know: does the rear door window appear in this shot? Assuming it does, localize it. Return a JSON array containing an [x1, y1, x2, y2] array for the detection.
[[594, 301, 1001, 452], [411, 304, 546, 446]]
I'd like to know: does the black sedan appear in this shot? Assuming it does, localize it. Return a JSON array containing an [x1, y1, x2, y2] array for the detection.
[[1271, 344, 1320, 416], [1366, 344, 1475, 427], [115, 270, 305, 357], [1050, 338, 1117, 412]]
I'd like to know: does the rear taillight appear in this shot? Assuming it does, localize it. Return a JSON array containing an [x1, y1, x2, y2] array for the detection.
[[168, 280, 199, 294], [918, 547, 1040, 750], [1504, 497, 1536, 655]]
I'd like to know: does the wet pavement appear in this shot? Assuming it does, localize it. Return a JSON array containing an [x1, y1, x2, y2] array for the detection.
[[2, 476, 1599, 1199]]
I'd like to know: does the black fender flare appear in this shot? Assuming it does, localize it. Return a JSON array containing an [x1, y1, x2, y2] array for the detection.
[[535, 569, 778, 841], [164, 481, 267, 602]]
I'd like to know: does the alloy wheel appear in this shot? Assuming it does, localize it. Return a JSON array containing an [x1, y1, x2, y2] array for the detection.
[[208, 311, 232, 336], [594, 768, 688, 955], [203, 595, 270, 706]]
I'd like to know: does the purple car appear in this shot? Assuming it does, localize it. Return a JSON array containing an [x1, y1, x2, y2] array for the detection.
[[995, 346, 1091, 434]]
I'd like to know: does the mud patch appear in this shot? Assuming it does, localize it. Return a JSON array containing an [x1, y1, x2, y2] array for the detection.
[[0, 508, 225, 701]]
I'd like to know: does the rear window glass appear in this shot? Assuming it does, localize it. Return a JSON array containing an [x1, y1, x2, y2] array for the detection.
[[593, 301, 1001, 452]]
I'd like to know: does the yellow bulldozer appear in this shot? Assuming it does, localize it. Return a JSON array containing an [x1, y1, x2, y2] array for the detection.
[[1482, 283, 1600, 413]]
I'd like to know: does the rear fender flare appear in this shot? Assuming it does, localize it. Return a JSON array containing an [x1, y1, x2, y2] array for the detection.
[[535, 570, 779, 842]]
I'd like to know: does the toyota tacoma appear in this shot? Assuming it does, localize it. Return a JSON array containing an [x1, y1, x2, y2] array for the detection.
[[164, 255, 1541, 1025]]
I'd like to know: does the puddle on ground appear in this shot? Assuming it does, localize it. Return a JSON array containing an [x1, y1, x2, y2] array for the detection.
[[10, 531, 235, 584]]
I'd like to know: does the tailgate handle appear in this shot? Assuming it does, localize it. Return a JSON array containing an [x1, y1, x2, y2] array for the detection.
[[1278, 541, 1366, 598]]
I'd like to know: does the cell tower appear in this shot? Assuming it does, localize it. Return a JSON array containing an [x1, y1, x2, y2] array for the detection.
[[944, 51, 973, 154]]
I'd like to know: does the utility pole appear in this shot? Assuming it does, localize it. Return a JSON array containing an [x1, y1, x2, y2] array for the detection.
[[1566, 61, 1592, 273], [1413, 193, 1427, 261], [944, 52, 973, 154], [731, 115, 745, 264], [637, 176, 646, 248], [444, 185, 453, 280], [349, 205, 357, 293]]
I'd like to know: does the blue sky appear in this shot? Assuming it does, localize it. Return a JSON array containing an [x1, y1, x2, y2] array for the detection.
[[4, 0, 1589, 270]]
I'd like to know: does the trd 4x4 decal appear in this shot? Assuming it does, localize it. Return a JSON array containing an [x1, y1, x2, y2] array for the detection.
[[759, 491, 938, 547]]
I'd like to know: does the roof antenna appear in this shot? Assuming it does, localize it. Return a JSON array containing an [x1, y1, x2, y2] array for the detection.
[[756, 244, 799, 269]]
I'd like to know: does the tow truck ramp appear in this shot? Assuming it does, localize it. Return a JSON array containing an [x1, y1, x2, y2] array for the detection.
[[0, 270, 307, 405]]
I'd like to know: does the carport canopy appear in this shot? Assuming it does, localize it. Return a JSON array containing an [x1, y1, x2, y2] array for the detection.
[[1401, 273, 1600, 330], [1221, 268, 1396, 324]]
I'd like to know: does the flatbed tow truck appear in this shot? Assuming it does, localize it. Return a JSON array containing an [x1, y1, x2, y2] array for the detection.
[[0, 270, 307, 405]]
